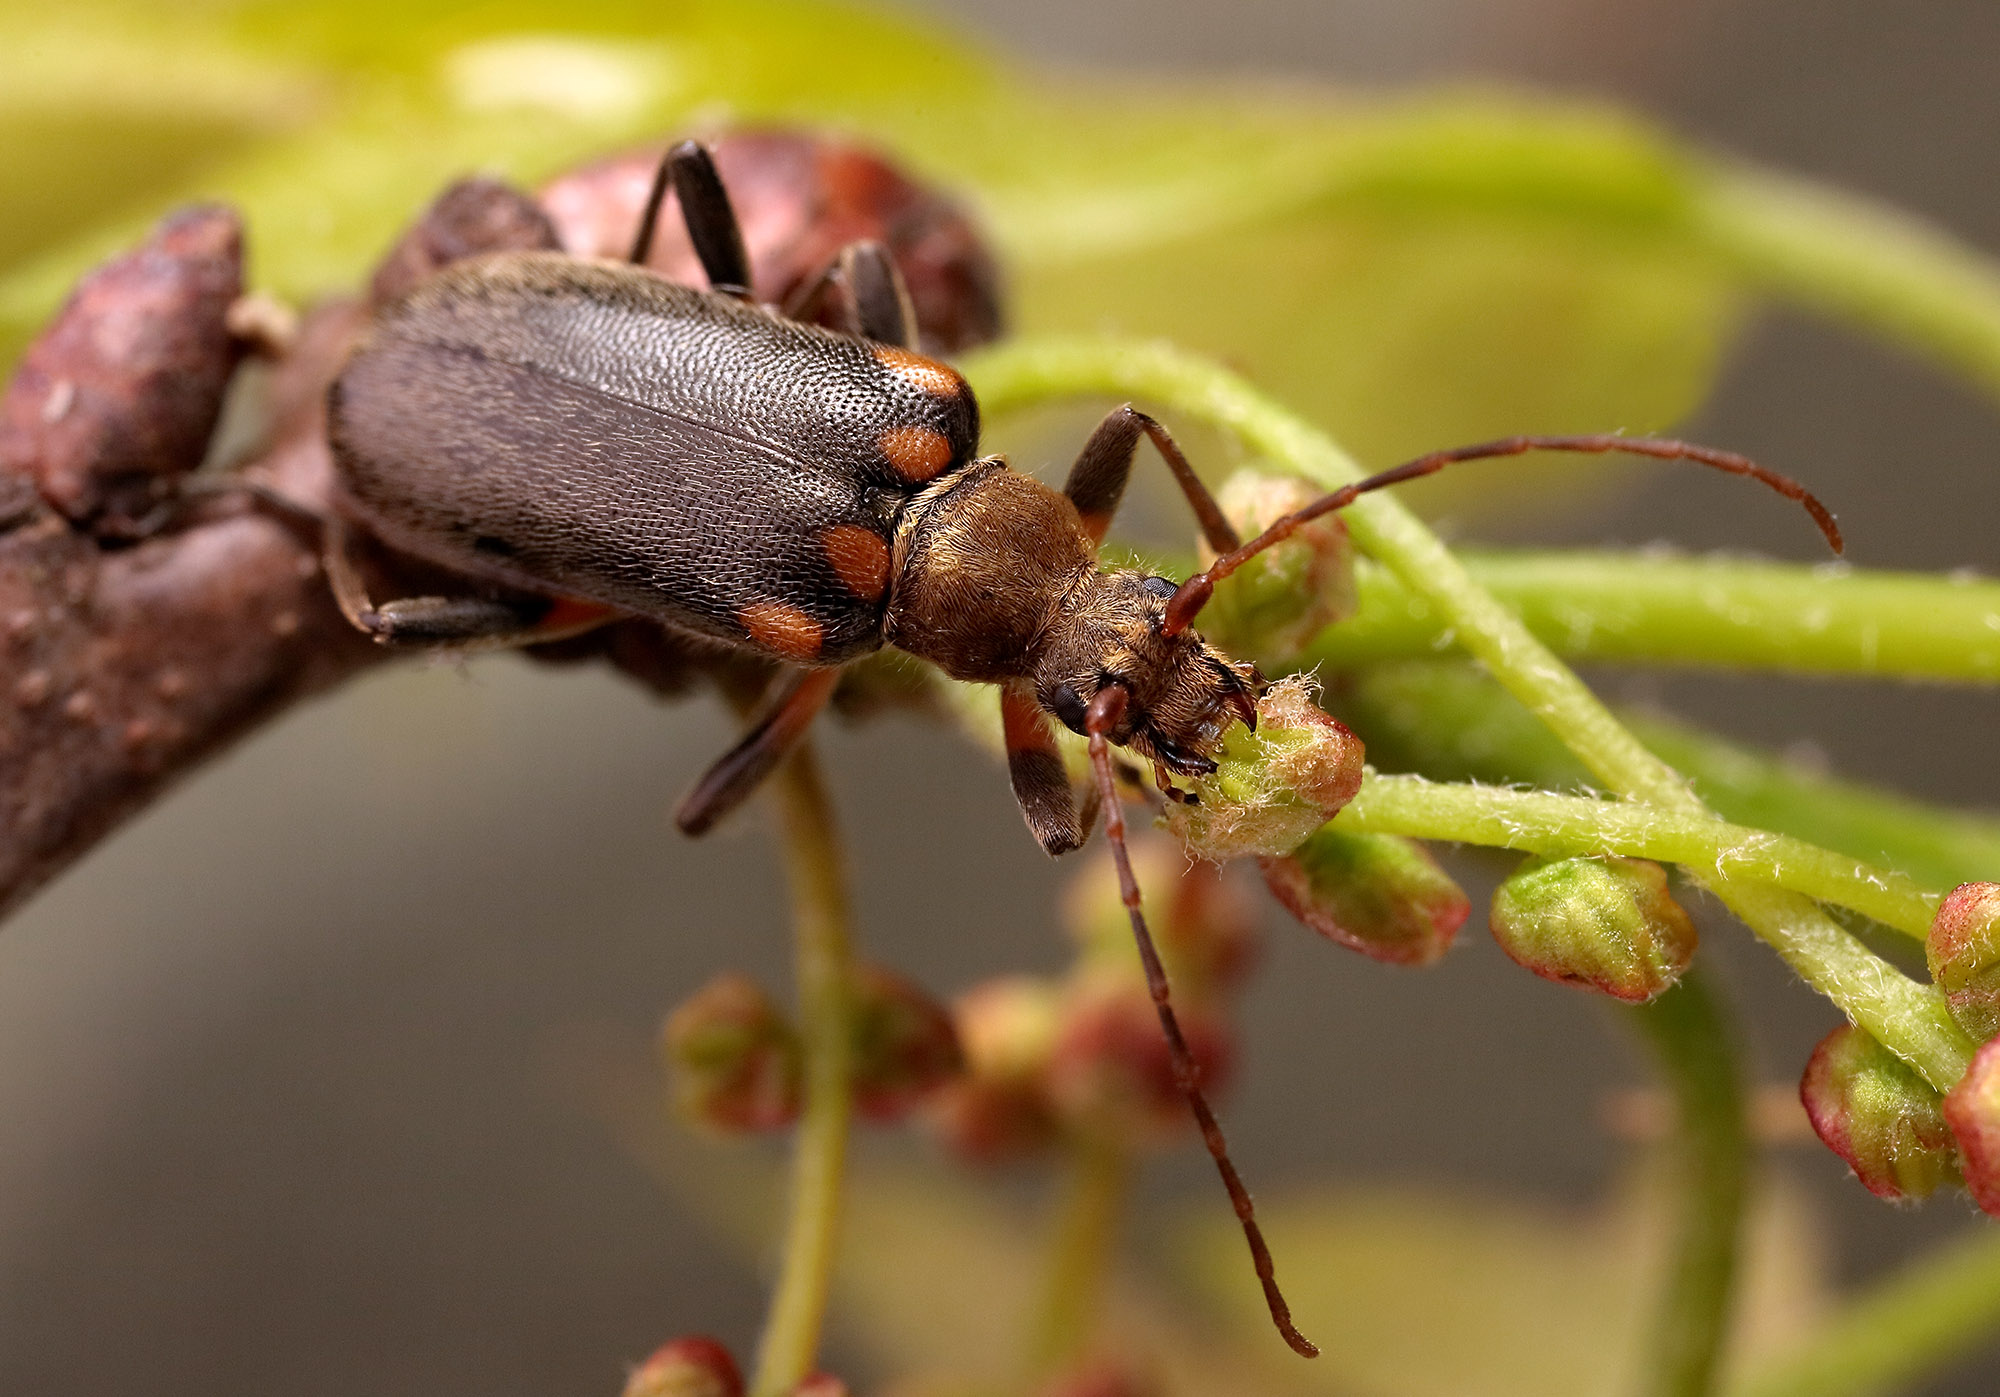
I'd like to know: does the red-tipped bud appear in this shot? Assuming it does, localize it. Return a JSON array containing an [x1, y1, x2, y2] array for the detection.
[[661, 973, 801, 1134], [929, 977, 1063, 1160], [1945, 1035, 2000, 1216], [1045, 977, 1232, 1142], [1064, 833, 1260, 1000], [1259, 826, 1467, 966], [1488, 856, 1696, 1002], [1168, 677, 1365, 861], [623, 1336, 743, 1397], [1801, 1024, 1962, 1202], [1197, 470, 1358, 662], [848, 963, 965, 1122], [789, 1375, 849, 1397], [1928, 882, 2000, 1042]]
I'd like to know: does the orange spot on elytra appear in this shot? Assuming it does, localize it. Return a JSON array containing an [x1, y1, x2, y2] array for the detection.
[[873, 345, 967, 400], [738, 599, 824, 662], [821, 525, 891, 602], [879, 426, 954, 482]]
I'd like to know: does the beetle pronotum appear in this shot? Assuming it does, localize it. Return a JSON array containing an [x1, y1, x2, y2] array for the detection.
[[323, 140, 1841, 1356]]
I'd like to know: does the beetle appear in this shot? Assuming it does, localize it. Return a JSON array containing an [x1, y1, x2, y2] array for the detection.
[[322, 140, 1843, 1356]]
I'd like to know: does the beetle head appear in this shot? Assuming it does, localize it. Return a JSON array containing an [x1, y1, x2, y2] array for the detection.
[[1035, 569, 1261, 773]]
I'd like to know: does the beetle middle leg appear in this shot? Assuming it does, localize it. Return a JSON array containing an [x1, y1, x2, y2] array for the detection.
[[782, 240, 920, 348], [1063, 405, 1241, 554], [675, 666, 843, 835], [629, 140, 754, 297]]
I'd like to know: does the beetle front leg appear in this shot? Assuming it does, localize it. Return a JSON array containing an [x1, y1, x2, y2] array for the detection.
[[1063, 405, 1242, 555], [675, 666, 843, 836], [629, 140, 753, 297]]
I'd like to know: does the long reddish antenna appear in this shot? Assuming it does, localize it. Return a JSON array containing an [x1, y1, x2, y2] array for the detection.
[[1083, 686, 1318, 1359], [1164, 434, 1843, 635]]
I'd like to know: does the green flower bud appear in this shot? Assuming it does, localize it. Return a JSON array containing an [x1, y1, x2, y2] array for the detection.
[[1944, 1035, 2000, 1217], [661, 973, 801, 1135], [848, 963, 965, 1123], [1045, 976, 1233, 1143], [1928, 882, 2000, 1041], [623, 1337, 743, 1397], [1166, 677, 1365, 861], [1198, 469, 1356, 662], [1488, 856, 1696, 1002], [1801, 1024, 1962, 1202], [1064, 832, 1260, 1000], [1259, 826, 1467, 966], [929, 976, 1063, 1160]]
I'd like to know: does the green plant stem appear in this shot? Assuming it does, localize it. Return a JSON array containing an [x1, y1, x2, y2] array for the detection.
[[963, 336, 1976, 1088], [1630, 974, 1749, 1397], [751, 744, 856, 1397], [1341, 773, 1941, 937], [1027, 1132, 1133, 1377], [1305, 552, 2000, 682], [1727, 1230, 2000, 1397]]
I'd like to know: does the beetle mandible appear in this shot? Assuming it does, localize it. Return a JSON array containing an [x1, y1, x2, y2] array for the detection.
[[323, 140, 1842, 1357]]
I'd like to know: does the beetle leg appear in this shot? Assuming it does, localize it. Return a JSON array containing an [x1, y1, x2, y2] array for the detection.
[[1001, 681, 1085, 856], [675, 666, 842, 836], [1062, 405, 1241, 554], [629, 140, 753, 298], [782, 240, 919, 349]]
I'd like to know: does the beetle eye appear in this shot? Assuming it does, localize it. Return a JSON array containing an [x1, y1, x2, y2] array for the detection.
[[1048, 683, 1088, 736], [1139, 574, 1179, 601]]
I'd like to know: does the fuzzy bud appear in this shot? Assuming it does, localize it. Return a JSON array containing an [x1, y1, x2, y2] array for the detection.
[[1064, 833, 1260, 1000], [1259, 826, 1467, 966], [849, 964, 965, 1122], [1488, 856, 1696, 1002], [1045, 977, 1232, 1142], [929, 977, 1063, 1160], [1801, 1024, 1962, 1202], [1165, 677, 1365, 861], [1928, 882, 2000, 1042], [1945, 1035, 2000, 1217], [1197, 469, 1357, 662], [662, 973, 801, 1134], [623, 1337, 743, 1397]]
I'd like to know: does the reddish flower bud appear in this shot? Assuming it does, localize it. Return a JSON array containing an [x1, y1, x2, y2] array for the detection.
[[1168, 677, 1365, 861], [1945, 1035, 2000, 1217], [1045, 977, 1232, 1142], [1259, 826, 1467, 966], [1928, 882, 2000, 1042], [1197, 469, 1357, 662], [1037, 1361, 1159, 1397], [1488, 856, 1696, 1002], [789, 1376, 849, 1397], [661, 973, 801, 1134], [623, 1336, 743, 1397], [1064, 833, 1260, 1000], [848, 963, 965, 1122], [1801, 1024, 1962, 1202], [929, 977, 1063, 1160]]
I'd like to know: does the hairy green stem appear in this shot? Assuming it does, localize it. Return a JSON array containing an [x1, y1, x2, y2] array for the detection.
[[751, 744, 856, 1397], [1728, 1231, 2000, 1397], [1306, 552, 2000, 683], [1341, 773, 1941, 938], [1630, 975, 1749, 1397], [1028, 1132, 1133, 1377]]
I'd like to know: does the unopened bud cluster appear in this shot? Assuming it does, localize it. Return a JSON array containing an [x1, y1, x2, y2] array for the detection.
[[1945, 1037, 2000, 1217], [1166, 676, 1364, 861], [1800, 1024, 1961, 1202], [1928, 882, 2000, 1042], [620, 1337, 845, 1397], [1489, 855, 1696, 1002], [1260, 826, 1467, 966], [1196, 468, 1357, 663]]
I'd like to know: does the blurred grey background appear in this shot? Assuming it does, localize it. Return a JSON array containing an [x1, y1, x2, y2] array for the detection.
[[2, 1, 1997, 1393]]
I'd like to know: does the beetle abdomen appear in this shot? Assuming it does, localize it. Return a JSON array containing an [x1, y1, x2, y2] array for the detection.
[[328, 252, 980, 664]]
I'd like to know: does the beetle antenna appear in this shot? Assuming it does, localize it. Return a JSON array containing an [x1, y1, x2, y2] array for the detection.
[[1163, 433, 1844, 635], [1083, 686, 1318, 1359]]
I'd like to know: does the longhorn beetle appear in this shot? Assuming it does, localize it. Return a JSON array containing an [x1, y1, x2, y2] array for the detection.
[[323, 140, 1843, 1357]]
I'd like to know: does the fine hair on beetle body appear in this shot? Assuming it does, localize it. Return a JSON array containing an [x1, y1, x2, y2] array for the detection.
[[323, 138, 1844, 1358]]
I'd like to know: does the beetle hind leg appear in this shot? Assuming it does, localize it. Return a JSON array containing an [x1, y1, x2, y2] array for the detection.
[[675, 666, 842, 836], [1002, 682, 1091, 856]]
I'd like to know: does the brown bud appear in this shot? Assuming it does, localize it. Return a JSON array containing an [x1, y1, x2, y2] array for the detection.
[[539, 128, 1003, 354], [1, 205, 243, 532], [369, 177, 561, 306], [849, 963, 965, 1123], [1260, 827, 1467, 966], [1801, 1024, 1962, 1202], [662, 973, 801, 1134], [623, 1336, 743, 1397], [1928, 882, 2000, 1042], [1197, 469, 1357, 662], [928, 976, 1062, 1160], [1168, 676, 1366, 861], [1064, 832, 1260, 1000], [1489, 856, 1696, 1002], [1944, 1035, 2000, 1217], [1045, 977, 1232, 1142]]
